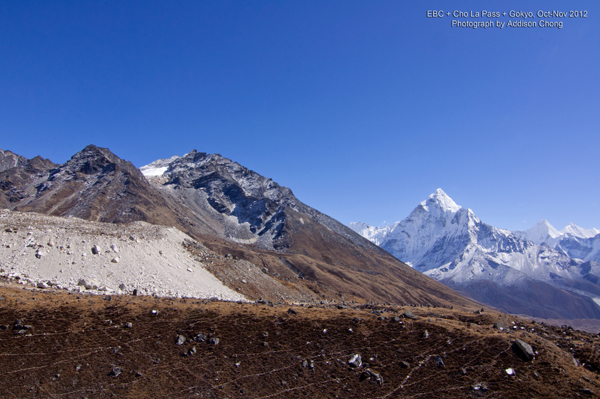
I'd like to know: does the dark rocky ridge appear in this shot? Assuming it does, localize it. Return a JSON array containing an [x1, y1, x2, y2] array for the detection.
[[0, 148, 28, 172]]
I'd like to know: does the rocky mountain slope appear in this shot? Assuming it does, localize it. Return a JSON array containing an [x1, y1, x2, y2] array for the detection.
[[350, 189, 600, 320], [0, 146, 478, 308]]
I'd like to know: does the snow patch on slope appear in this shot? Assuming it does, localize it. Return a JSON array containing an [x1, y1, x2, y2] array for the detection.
[[140, 155, 180, 177]]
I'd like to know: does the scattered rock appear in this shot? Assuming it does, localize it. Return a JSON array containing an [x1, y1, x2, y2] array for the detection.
[[176, 334, 186, 345], [402, 311, 417, 320], [400, 361, 410, 368], [493, 322, 505, 330], [13, 320, 25, 330], [513, 339, 534, 361], [209, 337, 220, 345], [91, 245, 100, 255], [36, 281, 48, 289], [108, 366, 122, 377], [359, 369, 383, 386], [35, 249, 44, 259], [472, 382, 488, 392], [422, 330, 429, 339], [124, 322, 133, 328], [287, 308, 298, 315], [348, 354, 362, 368], [194, 333, 208, 342], [505, 367, 515, 376], [110, 244, 119, 253], [434, 355, 445, 368], [188, 347, 196, 356], [111, 257, 120, 263]]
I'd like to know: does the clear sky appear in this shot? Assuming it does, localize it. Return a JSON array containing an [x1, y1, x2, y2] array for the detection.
[[1, 1, 599, 231]]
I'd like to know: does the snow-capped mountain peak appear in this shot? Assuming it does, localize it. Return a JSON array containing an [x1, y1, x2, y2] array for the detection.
[[513, 220, 600, 247], [421, 188, 461, 214], [348, 222, 396, 246], [350, 189, 600, 320], [514, 219, 561, 245], [560, 223, 600, 239]]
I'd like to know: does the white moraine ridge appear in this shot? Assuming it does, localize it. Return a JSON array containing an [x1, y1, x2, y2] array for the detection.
[[0, 208, 246, 301]]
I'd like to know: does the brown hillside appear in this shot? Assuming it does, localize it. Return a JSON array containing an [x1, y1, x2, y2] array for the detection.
[[0, 283, 598, 398]]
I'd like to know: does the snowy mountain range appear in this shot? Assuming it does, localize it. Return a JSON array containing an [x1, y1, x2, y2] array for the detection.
[[514, 219, 600, 247], [350, 189, 600, 319]]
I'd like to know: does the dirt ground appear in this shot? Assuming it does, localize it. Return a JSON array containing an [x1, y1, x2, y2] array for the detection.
[[0, 282, 599, 398]]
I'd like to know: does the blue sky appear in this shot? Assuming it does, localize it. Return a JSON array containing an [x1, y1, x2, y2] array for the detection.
[[1, 1, 599, 231]]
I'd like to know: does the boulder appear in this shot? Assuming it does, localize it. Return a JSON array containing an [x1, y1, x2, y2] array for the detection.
[[402, 311, 417, 320], [360, 369, 383, 386], [348, 354, 362, 368], [513, 339, 534, 361]]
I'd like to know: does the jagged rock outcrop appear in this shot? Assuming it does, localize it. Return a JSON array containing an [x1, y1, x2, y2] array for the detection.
[[0, 148, 28, 172]]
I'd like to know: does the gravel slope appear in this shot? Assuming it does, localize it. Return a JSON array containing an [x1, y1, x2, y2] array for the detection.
[[0, 209, 246, 301]]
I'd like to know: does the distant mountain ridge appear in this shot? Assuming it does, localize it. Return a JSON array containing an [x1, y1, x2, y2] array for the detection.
[[350, 189, 600, 319], [514, 219, 600, 246]]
